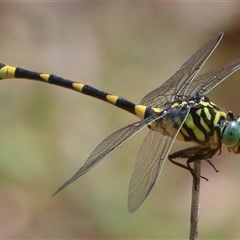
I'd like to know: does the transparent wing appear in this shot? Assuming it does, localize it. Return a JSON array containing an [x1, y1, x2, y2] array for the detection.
[[128, 132, 171, 212], [53, 112, 166, 196], [185, 57, 240, 97], [140, 32, 223, 108], [128, 105, 190, 212]]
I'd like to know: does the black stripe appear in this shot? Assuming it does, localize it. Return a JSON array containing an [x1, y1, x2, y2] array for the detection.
[[200, 107, 215, 130], [0, 63, 5, 68], [144, 107, 155, 119], [181, 107, 207, 143], [191, 108, 208, 139], [179, 129, 192, 141], [15, 68, 43, 81], [48, 74, 75, 89], [81, 84, 108, 100], [182, 122, 196, 142], [82, 85, 137, 114], [115, 97, 136, 115], [183, 105, 222, 143], [15, 68, 75, 90], [12, 66, 142, 116]]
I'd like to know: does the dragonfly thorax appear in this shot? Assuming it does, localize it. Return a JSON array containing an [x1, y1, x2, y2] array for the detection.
[[148, 100, 193, 138], [149, 96, 227, 149]]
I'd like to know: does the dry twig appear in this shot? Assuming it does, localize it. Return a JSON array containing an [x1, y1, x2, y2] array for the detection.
[[189, 160, 201, 240]]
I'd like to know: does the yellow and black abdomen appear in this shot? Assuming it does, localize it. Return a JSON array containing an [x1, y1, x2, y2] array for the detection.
[[177, 100, 226, 144]]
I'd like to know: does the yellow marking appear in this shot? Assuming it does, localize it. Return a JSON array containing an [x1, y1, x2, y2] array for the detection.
[[209, 101, 217, 107], [194, 129, 205, 142], [147, 108, 166, 130], [148, 121, 157, 130], [180, 127, 189, 137], [40, 73, 50, 82], [134, 105, 147, 119], [171, 101, 189, 109], [185, 114, 205, 142], [184, 114, 194, 129], [148, 120, 166, 135], [72, 82, 84, 92], [204, 108, 212, 121], [152, 107, 162, 113], [171, 102, 180, 108], [200, 101, 210, 107], [209, 130, 221, 150], [197, 109, 210, 132], [106, 95, 118, 104], [0, 65, 16, 79], [213, 111, 226, 126], [176, 132, 186, 141], [176, 127, 190, 142]]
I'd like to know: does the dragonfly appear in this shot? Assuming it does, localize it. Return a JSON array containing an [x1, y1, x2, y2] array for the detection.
[[1, 32, 240, 212]]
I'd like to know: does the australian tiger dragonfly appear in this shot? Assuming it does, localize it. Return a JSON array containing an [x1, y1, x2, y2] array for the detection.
[[0, 32, 240, 212]]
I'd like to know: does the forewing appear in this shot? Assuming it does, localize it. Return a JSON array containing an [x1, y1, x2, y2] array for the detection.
[[185, 57, 240, 97], [140, 32, 223, 108], [53, 112, 166, 196], [128, 104, 190, 212]]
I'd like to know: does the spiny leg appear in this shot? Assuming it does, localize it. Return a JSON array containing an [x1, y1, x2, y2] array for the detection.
[[169, 156, 209, 181], [206, 159, 219, 173], [169, 146, 219, 183], [186, 156, 209, 182]]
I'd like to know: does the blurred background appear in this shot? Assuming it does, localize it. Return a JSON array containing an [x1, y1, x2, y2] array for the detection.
[[0, 2, 240, 239]]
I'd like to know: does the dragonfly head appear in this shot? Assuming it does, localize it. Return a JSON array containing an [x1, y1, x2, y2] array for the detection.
[[222, 114, 240, 153]]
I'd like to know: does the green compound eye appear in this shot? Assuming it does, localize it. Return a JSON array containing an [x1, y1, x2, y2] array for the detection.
[[222, 121, 240, 147]]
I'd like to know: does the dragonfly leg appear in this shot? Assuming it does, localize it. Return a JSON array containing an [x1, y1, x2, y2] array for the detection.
[[169, 156, 208, 182], [186, 156, 209, 182], [169, 145, 219, 182], [206, 159, 219, 173]]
